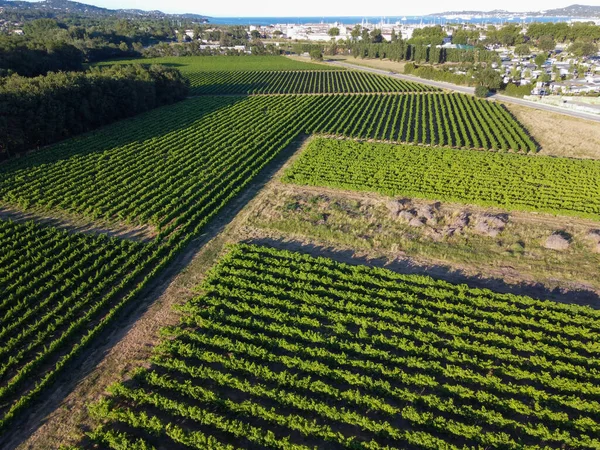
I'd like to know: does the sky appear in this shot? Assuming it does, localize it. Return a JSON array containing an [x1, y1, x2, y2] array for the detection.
[[37, 0, 590, 17]]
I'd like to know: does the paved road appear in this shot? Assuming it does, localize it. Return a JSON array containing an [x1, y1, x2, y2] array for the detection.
[[327, 60, 600, 123]]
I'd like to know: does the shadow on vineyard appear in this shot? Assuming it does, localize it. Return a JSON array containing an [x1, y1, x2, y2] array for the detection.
[[500, 104, 540, 152], [246, 236, 600, 309], [0, 206, 155, 242], [0, 96, 245, 172]]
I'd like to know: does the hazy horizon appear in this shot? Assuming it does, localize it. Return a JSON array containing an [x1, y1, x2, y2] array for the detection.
[[18, 0, 589, 18]]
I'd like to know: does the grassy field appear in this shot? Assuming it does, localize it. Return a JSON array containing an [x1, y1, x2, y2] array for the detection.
[[325, 55, 409, 73], [283, 137, 600, 220], [507, 103, 600, 160], [85, 243, 600, 449], [96, 56, 431, 96], [248, 183, 600, 295]]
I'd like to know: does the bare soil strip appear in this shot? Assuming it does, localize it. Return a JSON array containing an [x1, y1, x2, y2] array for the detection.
[[246, 181, 600, 303]]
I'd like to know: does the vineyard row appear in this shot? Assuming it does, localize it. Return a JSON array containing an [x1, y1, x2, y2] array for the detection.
[[283, 138, 600, 220], [0, 91, 535, 431], [187, 70, 438, 95], [86, 244, 600, 450], [0, 94, 536, 230]]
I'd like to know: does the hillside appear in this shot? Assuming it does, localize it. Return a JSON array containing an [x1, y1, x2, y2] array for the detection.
[[430, 3, 600, 18], [0, 0, 209, 20]]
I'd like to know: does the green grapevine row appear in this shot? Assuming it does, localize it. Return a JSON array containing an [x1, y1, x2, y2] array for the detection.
[[0, 95, 319, 431], [0, 218, 150, 430], [86, 244, 600, 449], [283, 138, 600, 220], [0, 94, 535, 229], [188, 70, 437, 95]]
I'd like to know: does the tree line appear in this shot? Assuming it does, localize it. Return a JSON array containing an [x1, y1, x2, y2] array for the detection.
[[350, 41, 498, 64], [0, 64, 189, 160]]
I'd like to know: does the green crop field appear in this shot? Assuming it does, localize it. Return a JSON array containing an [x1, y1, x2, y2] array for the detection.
[[0, 54, 544, 439], [0, 94, 534, 227], [95, 55, 335, 72], [96, 56, 437, 95], [86, 244, 600, 449], [186, 70, 437, 95], [0, 94, 532, 229], [0, 92, 534, 429], [0, 219, 146, 428], [283, 137, 600, 219]]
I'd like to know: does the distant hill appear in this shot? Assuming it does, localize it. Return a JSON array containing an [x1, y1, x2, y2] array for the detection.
[[0, 0, 209, 21], [542, 4, 600, 17], [430, 4, 600, 18]]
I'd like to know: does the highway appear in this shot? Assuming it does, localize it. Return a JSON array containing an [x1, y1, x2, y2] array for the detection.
[[327, 60, 600, 123]]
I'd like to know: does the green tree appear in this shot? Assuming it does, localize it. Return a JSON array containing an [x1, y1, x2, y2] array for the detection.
[[309, 48, 323, 61], [361, 28, 370, 42], [474, 66, 502, 90], [538, 35, 556, 52], [409, 25, 446, 46], [568, 41, 598, 57], [498, 24, 522, 46], [370, 29, 384, 44], [23, 18, 60, 37], [514, 44, 530, 57], [328, 27, 340, 39], [327, 40, 338, 56], [452, 29, 469, 45], [534, 53, 547, 68], [510, 65, 521, 80], [538, 72, 551, 83], [474, 85, 489, 98], [250, 30, 261, 39], [351, 25, 361, 42]]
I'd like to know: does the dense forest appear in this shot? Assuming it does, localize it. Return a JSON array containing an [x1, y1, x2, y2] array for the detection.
[[0, 64, 189, 160], [0, 16, 194, 161], [0, 17, 184, 76]]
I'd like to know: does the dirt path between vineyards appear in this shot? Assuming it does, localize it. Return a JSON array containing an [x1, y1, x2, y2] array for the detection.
[[7, 136, 310, 450]]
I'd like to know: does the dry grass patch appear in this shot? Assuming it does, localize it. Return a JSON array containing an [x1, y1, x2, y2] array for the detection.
[[506, 103, 600, 159], [247, 183, 600, 296], [325, 56, 408, 73]]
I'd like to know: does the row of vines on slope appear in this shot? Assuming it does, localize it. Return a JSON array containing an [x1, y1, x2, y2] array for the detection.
[[0, 95, 314, 431], [86, 244, 600, 449], [188, 70, 437, 95], [0, 94, 535, 228]]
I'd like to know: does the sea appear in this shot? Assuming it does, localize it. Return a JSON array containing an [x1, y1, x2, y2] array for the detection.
[[207, 16, 576, 26]]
